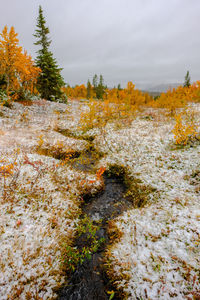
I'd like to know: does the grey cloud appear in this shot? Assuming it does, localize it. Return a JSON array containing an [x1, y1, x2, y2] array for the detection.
[[0, 0, 200, 88]]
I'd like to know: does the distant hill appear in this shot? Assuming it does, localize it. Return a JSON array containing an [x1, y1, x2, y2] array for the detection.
[[147, 83, 182, 93], [141, 90, 161, 97]]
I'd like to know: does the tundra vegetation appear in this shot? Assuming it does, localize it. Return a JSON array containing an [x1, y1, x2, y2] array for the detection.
[[0, 7, 200, 300]]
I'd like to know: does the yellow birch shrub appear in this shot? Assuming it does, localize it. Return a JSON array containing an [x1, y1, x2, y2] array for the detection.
[[63, 84, 89, 99], [79, 101, 102, 130], [172, 112, 198, 145], [153, 87, 187, 115], [80, 81, 150, 131], [151, 82, 200, 115], [79, 100, 116, 130]]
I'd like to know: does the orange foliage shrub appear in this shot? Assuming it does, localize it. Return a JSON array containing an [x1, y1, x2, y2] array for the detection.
[[172, 111, 198, 145], [79, 101, 109, 130], [103, 82, 147, 107], [63, 84, 88, 99], [63, 81, 152, 108], [151, 83, 200, 114], [0, 26, 41, 101], [79, 82, 153, 130]]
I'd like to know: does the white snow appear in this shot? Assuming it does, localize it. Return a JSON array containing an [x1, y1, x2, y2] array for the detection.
[[95, 104, 200, 299], [0, 99, 199, 299], [0, 99, 100, 299]]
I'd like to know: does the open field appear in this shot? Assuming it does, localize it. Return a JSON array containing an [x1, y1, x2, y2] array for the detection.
[[0, 99, 199, 299]]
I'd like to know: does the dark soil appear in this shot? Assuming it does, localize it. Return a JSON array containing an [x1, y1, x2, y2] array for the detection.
[[56, 130, 131, 299], [58, 174, 132, 300]]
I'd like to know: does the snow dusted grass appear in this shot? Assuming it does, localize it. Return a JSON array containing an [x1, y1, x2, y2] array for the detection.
[[0, 100, 100, 299], [110, 201, 200, 299], [95, 104, 200, 299], [0, 154, 79, 299], [0, 99, 199, 299]]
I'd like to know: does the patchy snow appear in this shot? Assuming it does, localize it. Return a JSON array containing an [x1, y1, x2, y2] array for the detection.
[[0, 100, 100, 299], [95, 104, 200, 299], [0, 99, 199, 299]]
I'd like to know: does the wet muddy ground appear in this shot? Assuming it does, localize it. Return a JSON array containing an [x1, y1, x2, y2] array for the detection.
[[58, 172, 132, 300], [57, 131, 132, 299]]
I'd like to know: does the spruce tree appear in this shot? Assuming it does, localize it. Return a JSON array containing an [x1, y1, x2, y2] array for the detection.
[[96, 74, 105, 99], [184, 70, 191, 88], [34, 6, 66, 101], [86, 79, 91, 99], [117, 83, 122, 90], [92, 74, 98, 89], [92, 74, 105, 99]]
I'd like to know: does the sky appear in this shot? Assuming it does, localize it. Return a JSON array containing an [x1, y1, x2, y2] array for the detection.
[[1, 0, 200, 89]]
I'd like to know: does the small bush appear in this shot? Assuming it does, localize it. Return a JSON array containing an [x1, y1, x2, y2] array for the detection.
[[172, 112, 198, 146], [0, 90, 12, 108], [61, 215, 104, 273]]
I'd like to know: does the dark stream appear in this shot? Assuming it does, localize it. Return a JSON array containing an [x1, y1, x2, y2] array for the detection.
[[57, 132, 132, 299], [58, 174, 132, 300]]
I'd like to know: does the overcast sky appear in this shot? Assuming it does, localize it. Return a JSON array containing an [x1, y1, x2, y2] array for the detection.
[[1, 0, 200, 88]]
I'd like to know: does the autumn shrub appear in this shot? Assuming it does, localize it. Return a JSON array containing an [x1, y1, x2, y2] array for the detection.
[[14, 87, 34, 102], [0, 26, 41, 102], [151, 86, 187, 115], [151, 82, 200, 115], [79, 93, 138, 132], [0, 157, 18, 202], [79, 100, 116, 131], [193, 81, 200, 102], [36, 135, 80, 162], [103, 81, 148, 110], [102, 82, 150, 123], [63, 84, 88, 100], [79, 101, 101, 130], [172, 111, 198, 146]]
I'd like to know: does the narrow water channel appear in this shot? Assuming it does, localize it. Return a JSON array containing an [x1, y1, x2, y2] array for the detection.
[[56, 131, 132, 299], [58, 171, 132, 300]]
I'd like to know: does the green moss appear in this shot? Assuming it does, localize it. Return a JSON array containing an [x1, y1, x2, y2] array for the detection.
[[106, 164, 126, 178], [125, 180, 157, 208], [61, 215, 104, 273]]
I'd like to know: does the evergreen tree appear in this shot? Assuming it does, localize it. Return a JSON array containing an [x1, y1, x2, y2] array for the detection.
[[34, 6, 66, 101], [86, 79, 91, 99], [117, 83, 122, 90], [92, 74, 98, 98], [92, 74, 98, 88], [96, 74, 105, 99], [92, 74, 106, 99], [184, 70, 191, 87]]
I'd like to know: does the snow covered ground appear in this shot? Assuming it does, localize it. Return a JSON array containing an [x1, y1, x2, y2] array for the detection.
[[95, 104, 200, 299], [0, 99, 199, 299], [0, 100, 99, 299]]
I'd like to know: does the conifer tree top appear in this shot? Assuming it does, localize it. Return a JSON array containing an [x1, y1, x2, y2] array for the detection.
[[184, 70, 191, 88], [33, 5, 65, 101], [34, 5, 51, 51]]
